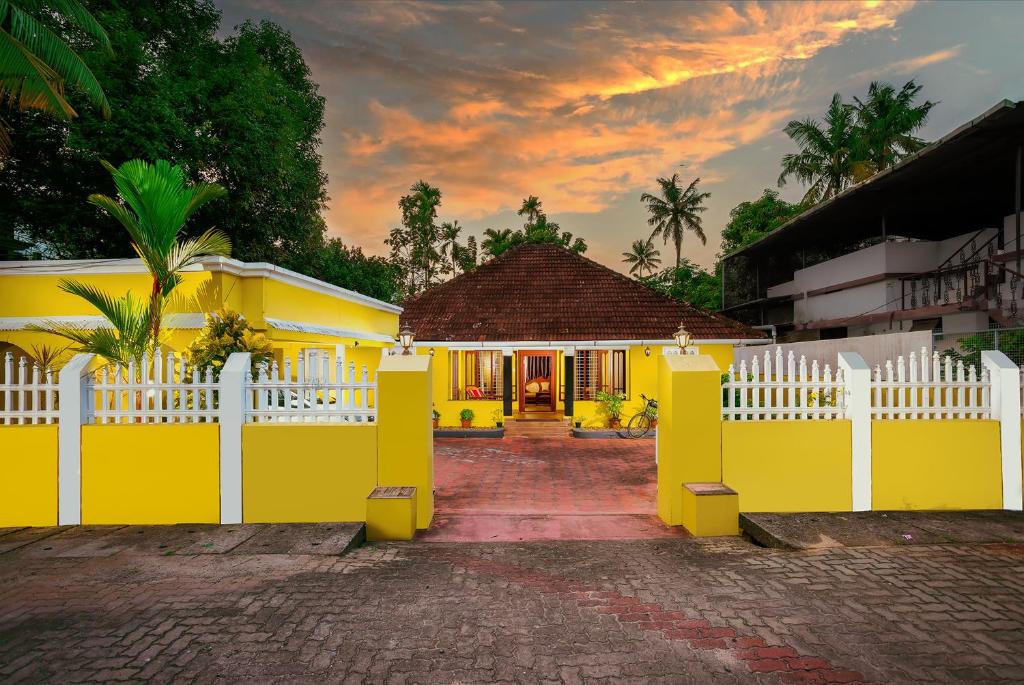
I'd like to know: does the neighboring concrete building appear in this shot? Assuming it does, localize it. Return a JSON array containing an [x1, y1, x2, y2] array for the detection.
[[722, 99, 1024, 341], [400, 243, 766, 427]]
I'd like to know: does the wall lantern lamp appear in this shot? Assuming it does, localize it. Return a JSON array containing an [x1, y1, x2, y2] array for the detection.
[[398, 326, 415, 355], [673, 323, 692, 352], [644, 346, 651, 357], [429, 347, 435, 357]]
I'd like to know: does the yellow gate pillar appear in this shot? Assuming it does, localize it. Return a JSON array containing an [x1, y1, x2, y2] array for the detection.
[[376, 354, 434, 529], [657, 354, 722, 526]]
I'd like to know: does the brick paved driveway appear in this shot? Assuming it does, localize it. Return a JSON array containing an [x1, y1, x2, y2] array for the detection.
[[2, 532, 1023, 683], [423, 436, 681, 542]]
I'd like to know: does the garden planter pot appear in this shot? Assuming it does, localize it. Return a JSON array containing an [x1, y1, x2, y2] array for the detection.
[[609, 418, 621, 429], [650, 419, 657, 429], [461, 419, 472, 428], [433, 419, 440, 429]]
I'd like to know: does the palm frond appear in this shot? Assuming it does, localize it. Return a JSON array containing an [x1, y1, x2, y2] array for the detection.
[[0, 26, 73, 117]]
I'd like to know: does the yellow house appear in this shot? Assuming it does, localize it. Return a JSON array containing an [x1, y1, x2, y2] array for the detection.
[[400, 244, 768, 427], [0, 257, 401, 376]]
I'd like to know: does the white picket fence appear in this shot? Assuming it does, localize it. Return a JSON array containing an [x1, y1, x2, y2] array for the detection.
[[723, 346, 992, 421], [723, 349, 845, 421], [871, 349, 989, 420], [88, 352, 219, 424], [245, 352, 375, 423], [0, 352, 59, 425]]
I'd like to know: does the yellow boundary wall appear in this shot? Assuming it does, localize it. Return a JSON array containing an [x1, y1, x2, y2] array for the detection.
[[722, 421, 853, 513], [81, 424, 220, 524], [0, 425, 58, 527], [872, 420, 1002, 510], [242, 424, 377, 523]]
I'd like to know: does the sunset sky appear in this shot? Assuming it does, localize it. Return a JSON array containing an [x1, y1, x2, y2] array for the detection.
[[213, 0, 1024, 271]]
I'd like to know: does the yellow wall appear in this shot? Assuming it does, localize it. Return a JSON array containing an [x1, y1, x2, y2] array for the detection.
[[872, 420, 1002, 510], [0, 425, 58, 527], [423, 346, 506, 427], [81, 424, 220, 524], [377, 355, 434, 528], [657, 354, 722, 526], [242, 424, 377, 523], [722, 421, 853, 512]]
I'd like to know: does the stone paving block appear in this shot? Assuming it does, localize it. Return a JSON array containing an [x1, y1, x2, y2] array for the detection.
[[0, 526, 66, 554], [12, 525, 128, 558], [229, 523, 365, 555]]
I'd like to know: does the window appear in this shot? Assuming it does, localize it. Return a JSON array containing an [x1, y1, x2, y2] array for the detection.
[[449, 350, 503, 400], [574, 349, 626, 400]]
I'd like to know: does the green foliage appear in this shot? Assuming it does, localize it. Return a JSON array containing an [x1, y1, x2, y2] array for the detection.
[[185, 309, 272, 379], [0, 3, 329, 277], [940, 329, 1024, 370], [779, 80, 934, 204], [459, 407, 475, 421], [720, 189, 804, 255], [639, 259, 720, 310], [641, 172, 709, 268], [307, 238, 401, 304], [490, 408, 504, 425], [29, 343, 70, 372], [0, 0, 112, 157], [595, 390, 625, 419], [481, 197, 587, 259], [432, 406, 441, 420], [622, 238, 661, 277]]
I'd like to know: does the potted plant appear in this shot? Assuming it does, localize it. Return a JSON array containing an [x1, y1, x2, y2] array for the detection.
[[432, 406, 441, 429], [459, 407, 474, 428], [595, 390, 625, 429], [645, 404, 658, 429], [491, 408, 504, 428], [573, 415, 585, 429]]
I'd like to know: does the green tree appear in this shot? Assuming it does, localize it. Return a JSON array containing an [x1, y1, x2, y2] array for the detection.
[[720, 189, 804, 254], [482, 228, 514, 258], [0, 3, 327, 269], [0, 0, 111, 157], [622, 239, 661, 277], [778, 93, 859, 204], [641, 172, 710, 268], [439, 220, 465, 276], [87, 159, 229, 346], [854, 80, 935, 173], [640, 260, 720, 311], [309, 238, 400, 303], [518, 195, 543, 224]]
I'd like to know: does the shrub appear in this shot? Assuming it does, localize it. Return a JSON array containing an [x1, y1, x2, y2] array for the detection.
[[459, 408, 475, 421], [186, 309, 273, 379], [595, 390, 625, 419]]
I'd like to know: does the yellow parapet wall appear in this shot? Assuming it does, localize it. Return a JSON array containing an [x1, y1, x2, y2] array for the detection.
[[81, 424, 220, 524], [872, 420, 1002, 510], [0, 425, 58, 527], [242, 424, 377, 523], [722, 421, 853, 513]]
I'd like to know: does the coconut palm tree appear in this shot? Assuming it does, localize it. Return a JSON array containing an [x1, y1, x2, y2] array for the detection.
[[87, 159, 230, 348], [778, 94, 859, 204], [482, 228, 514, 258], [439, 220, 464, 275], [0, 0, 112, 156], [854, 80, 935, 173], [622, 239, 661, 278], [641, 173, 710, 268], [518, 195, 543, 224], [28, 280, 152, 365]]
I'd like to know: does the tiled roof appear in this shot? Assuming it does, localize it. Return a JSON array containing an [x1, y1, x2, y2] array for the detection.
[[400, 244, 766, 342]]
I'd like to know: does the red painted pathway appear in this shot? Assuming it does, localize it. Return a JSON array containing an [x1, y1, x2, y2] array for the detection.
[[420, 436, 686, 542]]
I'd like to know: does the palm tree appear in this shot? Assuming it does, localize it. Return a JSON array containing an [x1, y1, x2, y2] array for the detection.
[[0, 0, 112, 157], [28, 280, 151, 365], [854, 80, 935, 173], [622, 239, 661, 278], [518, 195, 543, 225], [778, 94, 858, 204], [87, 159, 230, 348], [641, 173, 710, 268], [439, 220, 463, 275], [482, 228, 514, 258]]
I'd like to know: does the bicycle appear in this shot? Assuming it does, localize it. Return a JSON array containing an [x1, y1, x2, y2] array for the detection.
[[618, 394, 657, 439]]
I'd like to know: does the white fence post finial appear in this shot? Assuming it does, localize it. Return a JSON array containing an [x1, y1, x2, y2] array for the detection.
[[219, 352, 251, 524], [981, 350, 1023, 511], [57, 353, 95, 525], [839, 352, 871, 512]]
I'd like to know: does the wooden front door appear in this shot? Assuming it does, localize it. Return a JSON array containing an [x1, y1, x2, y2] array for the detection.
[[518, 351, 556, 412]]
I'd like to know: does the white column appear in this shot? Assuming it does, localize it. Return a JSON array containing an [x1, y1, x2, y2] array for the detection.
[[57, 353, 95, 525], [219, 352, 251, 524], [982, 351, 1023, 511], [839, 352, 871, 512]]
